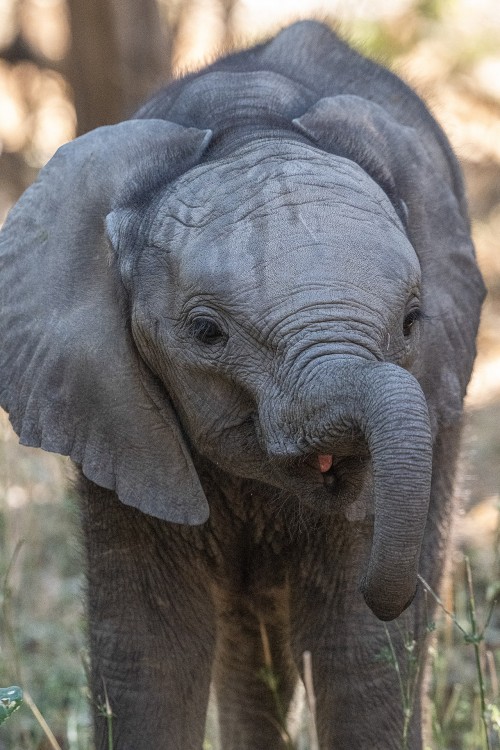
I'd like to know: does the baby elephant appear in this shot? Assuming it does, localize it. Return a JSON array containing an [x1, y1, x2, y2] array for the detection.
[[0, 19, 485, 750]]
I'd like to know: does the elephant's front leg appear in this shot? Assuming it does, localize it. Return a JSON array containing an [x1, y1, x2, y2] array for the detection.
[[80, 478, 215, 750], [290, 523, 426, 750]]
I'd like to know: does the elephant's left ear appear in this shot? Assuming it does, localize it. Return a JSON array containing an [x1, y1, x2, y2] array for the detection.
[[0, 120, 212, 524], [294, 96, 486, 431]]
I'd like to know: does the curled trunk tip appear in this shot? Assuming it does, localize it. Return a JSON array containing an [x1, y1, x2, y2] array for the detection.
[[361, 578, 418, 621]]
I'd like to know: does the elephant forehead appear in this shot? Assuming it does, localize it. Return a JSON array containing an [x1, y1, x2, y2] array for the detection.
[[153, 140, 401, 232], [209, 213, 413, 306], [149, 145, 418, 298]]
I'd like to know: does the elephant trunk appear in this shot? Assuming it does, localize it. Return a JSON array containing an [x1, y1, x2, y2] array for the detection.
[[267, 359, 433, 621], [354, 362, 432, 620]]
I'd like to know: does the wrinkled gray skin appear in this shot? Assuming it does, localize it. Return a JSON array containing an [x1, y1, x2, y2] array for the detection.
[[0, 21, 485, 750]]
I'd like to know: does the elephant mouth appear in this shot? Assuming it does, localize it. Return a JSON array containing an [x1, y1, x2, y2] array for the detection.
[[303, 453, 337, 489], [320, 461, 337, 490], [207, 418, 370, 513], [293, 452, 370, 513]]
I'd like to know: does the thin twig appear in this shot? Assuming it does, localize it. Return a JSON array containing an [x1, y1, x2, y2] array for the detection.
[[24, 690, 63, 750], [482, 597, 498, 637], [418, 574, 468, 637], [258, 620, 294, 748], [102, 680, 114, 750], [465, 556, 492, 750], [303, 651, 319, 750], [259, 619, 272, 670], [383, 624, 405, 708]]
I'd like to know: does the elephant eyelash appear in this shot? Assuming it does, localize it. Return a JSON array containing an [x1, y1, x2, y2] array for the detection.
[[188, 315, 228, 346], [403, 307, 423, 338]]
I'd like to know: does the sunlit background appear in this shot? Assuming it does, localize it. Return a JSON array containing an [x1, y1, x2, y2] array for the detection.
[[0, 1, 499, 748]]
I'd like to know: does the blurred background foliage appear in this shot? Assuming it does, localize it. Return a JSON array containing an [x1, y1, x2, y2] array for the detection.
[[0, 0, 499, 748]]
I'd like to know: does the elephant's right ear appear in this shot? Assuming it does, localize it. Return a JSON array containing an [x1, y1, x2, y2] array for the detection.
[[0, 120, 212, 525]]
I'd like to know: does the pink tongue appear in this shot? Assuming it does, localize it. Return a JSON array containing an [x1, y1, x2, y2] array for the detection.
[[318, 454, 333, 473]]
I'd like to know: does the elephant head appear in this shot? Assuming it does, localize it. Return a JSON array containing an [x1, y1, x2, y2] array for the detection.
[[0, 94, 484, 620]]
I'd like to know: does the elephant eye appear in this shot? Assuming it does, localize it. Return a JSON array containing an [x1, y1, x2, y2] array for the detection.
[[189, 315, 226, 346], [403, 307, 421, 338]]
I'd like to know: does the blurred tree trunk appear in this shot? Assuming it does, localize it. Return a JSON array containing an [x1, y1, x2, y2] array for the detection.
[[66, 0, 174, 135]]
